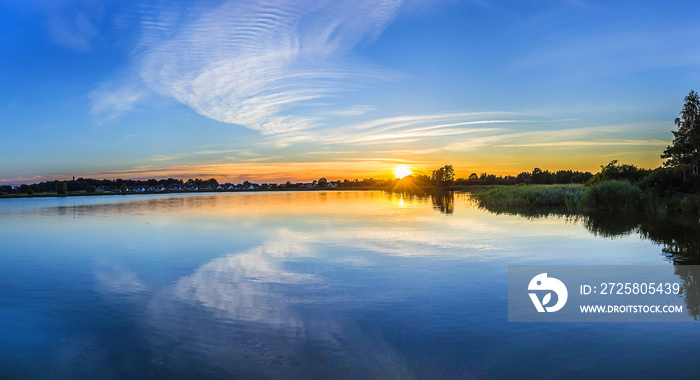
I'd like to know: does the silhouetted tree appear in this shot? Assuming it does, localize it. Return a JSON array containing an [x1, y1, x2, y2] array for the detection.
[[662, 90, 700, 181], [516, 171, 531, 184], [206, 178, 219, 188], [588, 160, 650, 184], [56, 181, 67, 195], [432, 165, 455, 188], [532, 168, 556, 184], [413, 174, 431, 186]]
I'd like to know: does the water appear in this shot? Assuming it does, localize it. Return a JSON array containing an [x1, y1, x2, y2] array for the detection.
[[1, 191, 699, 379]]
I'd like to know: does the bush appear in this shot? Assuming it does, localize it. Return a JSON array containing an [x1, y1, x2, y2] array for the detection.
[[470, 184, 585, 208], [582, 180, 643, 211], [588, 160, 650, 184], [469, 179, 700, 215], [637, 167, 689, 195]]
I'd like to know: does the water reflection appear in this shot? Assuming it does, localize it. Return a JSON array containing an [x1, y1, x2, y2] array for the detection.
[[6, 191, 700, 378], [382, 190, 454, 215], [474, 201, 700, 319], [431, 192, 454, 214], [95, 264, 146, 295], [145, 234, 413, 378], [169, 236, 318, 326]]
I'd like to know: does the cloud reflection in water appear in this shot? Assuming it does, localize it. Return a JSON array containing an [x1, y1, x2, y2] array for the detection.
[[145, 233, 412, 378]]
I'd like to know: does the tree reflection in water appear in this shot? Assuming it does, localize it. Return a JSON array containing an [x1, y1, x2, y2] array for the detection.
[[473, 201, 700, 319], [385, 188, 454, 215], [431, 191, 454, 214], [386, 176, 454, 215]]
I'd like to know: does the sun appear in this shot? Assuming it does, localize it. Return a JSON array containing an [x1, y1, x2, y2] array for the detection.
[[393, 165, 413, 179]]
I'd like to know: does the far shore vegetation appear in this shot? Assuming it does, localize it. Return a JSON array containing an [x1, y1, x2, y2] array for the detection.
[[4, 91, 700, 215], [469, 90, 700, 215]]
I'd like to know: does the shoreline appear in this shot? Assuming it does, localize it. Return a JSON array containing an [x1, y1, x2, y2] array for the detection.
[[0, 187, 393, 199], [5, 182, 700, 217]]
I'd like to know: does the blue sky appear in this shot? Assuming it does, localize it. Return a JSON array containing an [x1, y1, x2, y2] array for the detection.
[[1, 0, 698, 184]]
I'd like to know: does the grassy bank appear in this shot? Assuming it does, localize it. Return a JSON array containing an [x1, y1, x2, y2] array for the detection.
[[467, 180, 700, 214]]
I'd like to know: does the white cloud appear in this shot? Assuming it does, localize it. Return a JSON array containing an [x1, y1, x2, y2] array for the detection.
[[325, 105, 376, 117], [132, 0, 403, 134], [267, 112, 526, 146], [48, 11, 99, 51], [500, 139, 670, 148], [89, 77, 147, 121], [42, 1, 105, 52]]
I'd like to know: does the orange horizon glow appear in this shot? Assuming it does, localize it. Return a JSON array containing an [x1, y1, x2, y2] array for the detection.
[[0, 152, 667, 186]]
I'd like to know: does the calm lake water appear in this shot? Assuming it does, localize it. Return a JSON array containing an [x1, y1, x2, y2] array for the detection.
[[2, 191, 700, 379]]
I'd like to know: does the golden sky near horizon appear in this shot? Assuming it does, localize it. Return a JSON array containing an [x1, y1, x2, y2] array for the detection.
[[2, 137, 667, 185]]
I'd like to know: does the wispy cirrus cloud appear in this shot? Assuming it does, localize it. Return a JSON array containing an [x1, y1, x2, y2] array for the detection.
[[324, 105, 376, 117], [89, 77, 147, 121], [500, 139, 670, 148], [88, 1, 666, 159], [92, 0, 404, 133], [264, 112, 531, 147], [44, 2, 103, 52]]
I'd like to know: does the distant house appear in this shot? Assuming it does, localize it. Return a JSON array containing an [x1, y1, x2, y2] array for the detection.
[[96, 186, 113, 193], [327, 182, 337, 188]]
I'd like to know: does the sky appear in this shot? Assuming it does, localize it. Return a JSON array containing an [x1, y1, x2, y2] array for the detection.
[[1, 0, 699, 185]]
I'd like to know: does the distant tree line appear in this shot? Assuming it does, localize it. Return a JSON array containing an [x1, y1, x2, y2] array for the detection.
[[452, 168, 594, 186], [1, 177, 186, 195], [1, 176, 348, 195], [0, 162, 687, 197], [0, 166, 641, 196]]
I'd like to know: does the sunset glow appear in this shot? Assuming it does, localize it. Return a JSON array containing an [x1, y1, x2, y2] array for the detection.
[[393, 165, 413, 179], [0, 1, 690, 185], [3, 1, 700, 378]]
